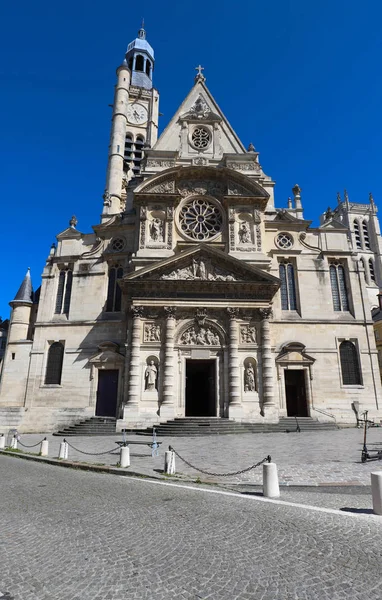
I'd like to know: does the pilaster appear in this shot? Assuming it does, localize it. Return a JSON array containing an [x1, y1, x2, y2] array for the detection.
[[161, 306, 176, 419], [227, 308, 243, 419]]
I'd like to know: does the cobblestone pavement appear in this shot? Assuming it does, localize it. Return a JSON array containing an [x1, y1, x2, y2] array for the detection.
[[11, 427, 382, 486], [1, 456, 382, 600]]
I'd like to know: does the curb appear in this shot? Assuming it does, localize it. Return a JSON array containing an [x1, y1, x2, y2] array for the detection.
[[0, 450, 165, 480], [0, 450, 373, 488]]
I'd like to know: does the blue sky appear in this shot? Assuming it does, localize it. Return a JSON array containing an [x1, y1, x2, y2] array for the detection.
[[1, 0, 382, 317]]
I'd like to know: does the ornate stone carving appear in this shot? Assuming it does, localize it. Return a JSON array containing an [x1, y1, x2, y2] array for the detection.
[[188, 95, 211, 119], [164, 306, 177, 319], [146, 160, 175, 168], [145, 180, 175, 194], [228, 182, 250, 196], [240, 325, 257, 344], [103, 190, 111, 207], [193, 157, 209, 166], [227, 162, 260, 173], [144, 323, 161, 342], [178, 180, 226, 197], [195, 308, 207, 326], [161, 258, 240, 282], [139, 221, 146, 249], [149, 218, 164, 242], [179, 324, 220, 346], [259, 307, 273, 320], [144, 359, 158, 391], [244, 363, 256, 392], [140, 206, 147, 219], [131, 306, 144, 319], [256, 223, 262, 251], [227, 307, 239, 320], [238, 221, 251, 244]]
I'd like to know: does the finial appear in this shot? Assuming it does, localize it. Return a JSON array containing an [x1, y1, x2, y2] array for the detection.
[[287, 197, 293, 209], [369, 192, 374, 204], [247, 143, 256, 152], [292, 184, 301, 196], [325, 206, 333, 221], [194, 65, 206, 83], [344, 189, 349, 203], [138, 19, 146, 39], [337, 191, 341, 205], [69, 215, 78, 229]]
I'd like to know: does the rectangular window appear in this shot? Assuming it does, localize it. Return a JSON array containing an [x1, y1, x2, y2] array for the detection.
[[330, 263, 349, 311], [279, 262, 297, 311]]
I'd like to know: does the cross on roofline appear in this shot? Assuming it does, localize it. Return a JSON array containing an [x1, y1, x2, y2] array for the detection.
[[195, 65, 204, 75]]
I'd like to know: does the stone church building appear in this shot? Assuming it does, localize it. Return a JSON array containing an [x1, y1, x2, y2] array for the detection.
[[1, 26, 382, 433]]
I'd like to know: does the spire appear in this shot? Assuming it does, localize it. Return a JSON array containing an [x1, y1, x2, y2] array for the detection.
[[13, 268, 33, 304], [124, 23, 154, 90], [138, 19, 146, 39]]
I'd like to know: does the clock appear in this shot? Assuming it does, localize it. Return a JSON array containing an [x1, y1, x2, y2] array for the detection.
[[126, 103, 148, 125]]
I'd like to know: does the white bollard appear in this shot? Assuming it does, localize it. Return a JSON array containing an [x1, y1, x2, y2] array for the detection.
[[0, 435, 5, 450], [10, 436, 18, 450], [371, 471, 382, 515], [40, 438, 49, 457], [164, 450, 176, 475], [120, 445, 130, 468], [58, 441, 68, 460], [263, 461, 280, 498]]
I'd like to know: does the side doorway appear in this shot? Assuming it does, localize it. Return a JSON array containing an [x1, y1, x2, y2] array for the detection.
[[284, 369, 309, 417], [96, 369, 119, 417]]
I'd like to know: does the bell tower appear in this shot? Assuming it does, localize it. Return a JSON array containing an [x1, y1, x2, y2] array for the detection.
[[103, 23, 160, 220]]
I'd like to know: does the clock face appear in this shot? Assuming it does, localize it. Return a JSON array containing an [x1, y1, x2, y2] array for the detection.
[[126, 103, 148, 125]]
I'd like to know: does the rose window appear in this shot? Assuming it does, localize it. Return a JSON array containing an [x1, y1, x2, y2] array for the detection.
[[179, 198, 222, 241], [191, 127, 211, 150], [276, 232, 293, 249]]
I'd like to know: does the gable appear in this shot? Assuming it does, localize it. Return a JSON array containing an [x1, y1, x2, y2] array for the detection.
[[153, 79, 245, 156], [124, 245, 279, 285]]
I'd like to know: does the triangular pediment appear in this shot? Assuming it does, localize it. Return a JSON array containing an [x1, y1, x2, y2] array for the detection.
[[56, 227, 82, 240], [123, 245, 280, 286], [276, 343, 315, 365], [153, 79, 245, 155], [274, 210, 302, 222], [319, 218, 348, 230]]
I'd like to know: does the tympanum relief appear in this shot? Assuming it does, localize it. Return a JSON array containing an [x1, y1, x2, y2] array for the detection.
[[161, 258, 240, 282], [179, 325, 221, 346]]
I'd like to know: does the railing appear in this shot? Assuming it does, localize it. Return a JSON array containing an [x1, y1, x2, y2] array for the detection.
[[311, 406, 337, 424]]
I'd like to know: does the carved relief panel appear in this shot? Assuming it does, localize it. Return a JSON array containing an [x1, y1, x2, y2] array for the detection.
[[139, 204, 174, 250], [228, 206, 262, 252]]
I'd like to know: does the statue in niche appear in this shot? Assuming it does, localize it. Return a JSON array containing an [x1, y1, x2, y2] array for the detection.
[[150, 218, 164, 242], [238, 221, 251, 244], [244, 363, 256, 392], [144, 323, 161, 342], [145, 360, 158, 391]]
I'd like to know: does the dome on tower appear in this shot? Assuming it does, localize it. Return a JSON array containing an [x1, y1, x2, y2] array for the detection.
[[123, 22, 154, 90]]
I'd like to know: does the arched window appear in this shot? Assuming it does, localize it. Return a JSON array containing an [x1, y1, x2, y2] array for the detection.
[[124, 133, 133, 162], [145, 60, 151, 76], [55, 269, 73, 315], [354, 220, 362, 249], [339, 341, 361, 385], [369, 258, 376, 282], [106, 265, 123, 312], [279, 262, 297, 310], [362, 220, 371, 249], [45, 342, 64, 385], [135, 55, 144, 71], [133, 136, 145, 175], [330, 263, 349, 311]]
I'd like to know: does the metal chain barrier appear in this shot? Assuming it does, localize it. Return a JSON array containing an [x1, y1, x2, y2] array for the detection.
[[169, 446, 271, 477], [65, 440, 120, 456], [18, 438, 46, 449]]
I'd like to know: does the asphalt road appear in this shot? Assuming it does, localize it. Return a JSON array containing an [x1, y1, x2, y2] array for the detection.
[[1, 456, 381, 600]]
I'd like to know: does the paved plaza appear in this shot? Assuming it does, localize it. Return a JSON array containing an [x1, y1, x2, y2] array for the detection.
[[1, 457, 382, 600], [9, 427, 382, 488]]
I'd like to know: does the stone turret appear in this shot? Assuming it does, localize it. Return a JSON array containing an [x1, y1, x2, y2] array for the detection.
[[8, 269, 33, 342]]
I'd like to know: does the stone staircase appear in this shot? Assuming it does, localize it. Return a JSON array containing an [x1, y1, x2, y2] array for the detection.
[[53, 417, 117, 437], [53, 415, 338, 437], [131, 416, 339, 437]]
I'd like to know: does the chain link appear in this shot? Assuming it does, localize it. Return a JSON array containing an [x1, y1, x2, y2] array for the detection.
[[65, 440, 119, 456], [169, 446, 271, 477], [18, 439, 46, 449]]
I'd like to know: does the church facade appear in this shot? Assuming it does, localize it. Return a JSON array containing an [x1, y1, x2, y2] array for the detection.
[[1, 27, 382, 433]]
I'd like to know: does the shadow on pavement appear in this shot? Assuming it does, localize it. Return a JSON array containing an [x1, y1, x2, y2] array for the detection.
[[340, 507, 374, 514]]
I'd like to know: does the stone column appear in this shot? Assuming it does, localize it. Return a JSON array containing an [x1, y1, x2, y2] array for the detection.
[[227, 308, 242, 419], [126, 306, 143, 409], [161, 306, 176, 419], [260, 308, 275, 409]]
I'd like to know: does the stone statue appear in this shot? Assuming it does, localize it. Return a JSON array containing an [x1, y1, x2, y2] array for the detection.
[[145, 360, 158, 391], [238, 221, 251, 244], [150, 218, 163, 242], [244, 363, 256, 392]]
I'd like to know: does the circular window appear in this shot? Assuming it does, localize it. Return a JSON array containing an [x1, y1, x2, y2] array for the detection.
[[179, 197, 223, 241], [191, 126, 211, 150], [276, 232, 293, 249], [111, 238, 125, 252]]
